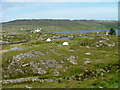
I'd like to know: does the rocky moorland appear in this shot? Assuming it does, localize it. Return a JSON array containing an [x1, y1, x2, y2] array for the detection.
[[1, 31, 119, 88]]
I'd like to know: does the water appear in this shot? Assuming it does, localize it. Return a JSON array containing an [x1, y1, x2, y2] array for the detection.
[[82, 36, 89, 38], [46, 29, 119, 35], [46, 29, 109, 33], [54, 37, 71, 40]]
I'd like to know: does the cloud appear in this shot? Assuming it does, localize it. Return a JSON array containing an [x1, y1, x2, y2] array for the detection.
[[1, 0, 119, 2]]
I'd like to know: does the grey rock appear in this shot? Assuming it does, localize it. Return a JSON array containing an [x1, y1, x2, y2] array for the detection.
[[84, 61, 91, 65], [67, 56, 77, 64], [69, 49, 75, 52], [38, 68, 47, 74], [83, 58, 90, 60], [9, 47, 24, 51]]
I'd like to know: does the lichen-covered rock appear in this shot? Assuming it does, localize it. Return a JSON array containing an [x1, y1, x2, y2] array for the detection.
[[33, 50, 45, 55], [53, 69, 60, 76], [56, 65, 63, 69], [9, 47, 24, 51], [69, 49, 75, 52], [12, 52, 39, 62], [38, 68, 47, 74], [67, 56, 77, 64], [83, 58, 90, 60], [40, 59, 59, 67], [84, 61, 91, 65], [69, 60, 77, 64], [12, 50, 45, 62]]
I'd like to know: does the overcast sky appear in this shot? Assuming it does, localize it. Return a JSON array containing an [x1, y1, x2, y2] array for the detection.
[[0, 1, 118, 22]]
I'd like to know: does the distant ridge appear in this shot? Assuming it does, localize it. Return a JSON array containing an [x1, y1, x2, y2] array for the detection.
[[2, 19, 118, 23], [2, 19, 118, 32]]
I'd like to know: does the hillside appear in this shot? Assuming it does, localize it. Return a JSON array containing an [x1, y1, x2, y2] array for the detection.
[[2, 19, 118, 33], [2, 32, 119, 88], [1, 19, 119, 88]]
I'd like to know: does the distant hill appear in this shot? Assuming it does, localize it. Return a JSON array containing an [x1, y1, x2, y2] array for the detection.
[[2, 19, 118, 33]]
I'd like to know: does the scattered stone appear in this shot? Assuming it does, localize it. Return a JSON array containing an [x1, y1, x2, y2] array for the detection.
[[25, 85, 32, 89], [89, 38, 94, 39], [95, 45, 99, 47], [99, 40, 105, 43], [9, 47, 24, 51], [107, 43, 115, 47], [69, 49, 75, 52], [86, 46, 90, 49], [4, 75, 8, 78], [70, 60, 77, 64], [99, 86, 103, 88], [84, 61, 91, 65], [13, 52, 38, 62], [49, 49, 61, 56], [22, 63, 29, 67], [56, 65, 63, 69], [38, 68, 47, 74], [60, 60, 64, 63], [57, 45, 62, 47], [53, 70, 60, 76], [33, 50, 45, 55], [67, 56, 77, 64], [40, 59, 58, 67], [95, 42, 99, 44], [99, 44, 103, 46], [83, 58, 90, 60]]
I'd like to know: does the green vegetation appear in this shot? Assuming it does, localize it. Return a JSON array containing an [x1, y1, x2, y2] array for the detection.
[[3, 72, 118, 88], [2, 19, 118, 33], [109, 28, 116, 35], [1, 31, 119, 88], [1, 19, 119, 88]]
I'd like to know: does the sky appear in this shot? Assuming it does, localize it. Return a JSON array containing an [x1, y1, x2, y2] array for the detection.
[[1, 0, 119, 2], [0, 1, 118, 22]]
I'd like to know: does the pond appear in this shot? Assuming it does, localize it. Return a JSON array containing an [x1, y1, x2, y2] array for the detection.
[[53, 37, 72, 40], [53, 36, 89, 40], [46, 29, 109, 33], [82, 36, 89, 38], [46, 29, 119, 35]]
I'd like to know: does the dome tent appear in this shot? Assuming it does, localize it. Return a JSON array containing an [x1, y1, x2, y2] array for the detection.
[[63, 42, 69, 45], [46, 38, 52, 42]]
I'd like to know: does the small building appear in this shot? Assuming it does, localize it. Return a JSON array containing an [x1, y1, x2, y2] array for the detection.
[[34, 28, 41, 32], [20, 28, 25, 30], [46, 38, 52, 42], [63, 42, 69, 45], [106, 32, 109, 35], [31, 28, 42, 33]]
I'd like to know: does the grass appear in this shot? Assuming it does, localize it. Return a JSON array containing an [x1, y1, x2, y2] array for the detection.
[[2, 19, 118, 33], [2, 71, 118, 88], [1, 31, 119, 88]]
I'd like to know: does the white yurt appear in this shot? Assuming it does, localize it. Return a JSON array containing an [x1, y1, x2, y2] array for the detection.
[[46, 38, 52, 42], [63, 42, 69, 45]]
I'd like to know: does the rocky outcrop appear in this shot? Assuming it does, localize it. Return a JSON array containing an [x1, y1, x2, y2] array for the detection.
[[2, 64, 119, 84]]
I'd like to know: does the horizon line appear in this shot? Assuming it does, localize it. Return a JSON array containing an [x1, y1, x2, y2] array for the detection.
[[0, 18, 118, 23]]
